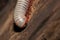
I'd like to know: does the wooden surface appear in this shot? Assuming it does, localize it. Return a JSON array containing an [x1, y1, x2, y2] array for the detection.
[[0, 0, 60, 40]]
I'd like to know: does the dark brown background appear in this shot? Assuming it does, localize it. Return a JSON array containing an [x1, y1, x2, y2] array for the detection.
[[0, 0, 60, 40]]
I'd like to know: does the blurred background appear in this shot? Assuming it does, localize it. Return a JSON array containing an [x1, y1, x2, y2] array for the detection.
[[0, 0, 60, 40]]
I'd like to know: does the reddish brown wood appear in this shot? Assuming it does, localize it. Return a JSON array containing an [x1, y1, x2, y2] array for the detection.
[[0, 0, 60, 40]]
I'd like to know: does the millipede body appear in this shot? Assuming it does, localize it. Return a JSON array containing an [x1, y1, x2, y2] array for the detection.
[[14, 0, 31, 28]]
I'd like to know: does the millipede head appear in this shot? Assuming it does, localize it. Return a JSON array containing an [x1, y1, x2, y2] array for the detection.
[[14, 0, 33, 28]]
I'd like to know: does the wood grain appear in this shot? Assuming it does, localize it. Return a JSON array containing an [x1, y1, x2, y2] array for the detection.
[[0, 0, 60, 40]]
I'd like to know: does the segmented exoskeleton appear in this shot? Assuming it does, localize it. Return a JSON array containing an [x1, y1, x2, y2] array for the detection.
[[14, 0, 30, 28]]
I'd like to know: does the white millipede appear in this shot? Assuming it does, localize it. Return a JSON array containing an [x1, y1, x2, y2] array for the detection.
[[14, 0, 30, 28]]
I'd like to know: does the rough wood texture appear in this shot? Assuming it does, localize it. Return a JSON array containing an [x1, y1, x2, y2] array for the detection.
[[0, 0, 60, 40]]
